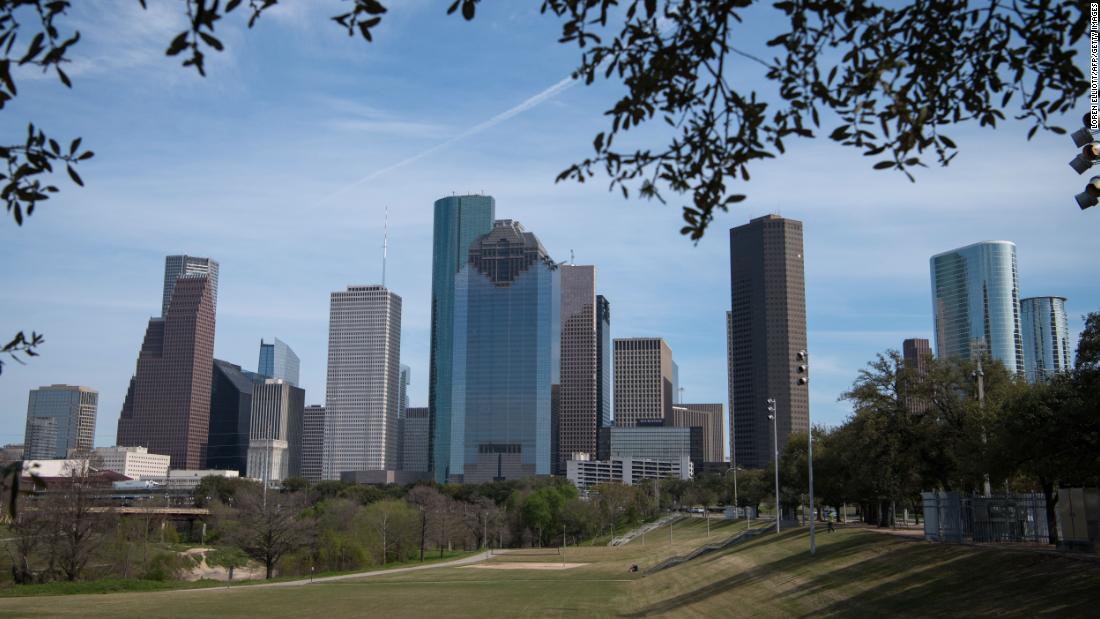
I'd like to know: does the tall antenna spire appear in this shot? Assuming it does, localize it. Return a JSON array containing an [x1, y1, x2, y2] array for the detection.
[[382, 205, 389, 288], [570, 249, 575, 265]]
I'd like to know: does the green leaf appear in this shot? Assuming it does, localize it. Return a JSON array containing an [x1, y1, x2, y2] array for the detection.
[[66, 165, 83, 186]]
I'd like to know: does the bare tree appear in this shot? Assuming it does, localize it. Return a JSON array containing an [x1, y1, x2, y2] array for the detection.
[[215, 486, 309, 579], [40, 460, 107, 581]]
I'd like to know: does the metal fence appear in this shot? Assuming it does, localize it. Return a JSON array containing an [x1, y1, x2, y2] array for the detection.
[[921, 491, 1049, 544]]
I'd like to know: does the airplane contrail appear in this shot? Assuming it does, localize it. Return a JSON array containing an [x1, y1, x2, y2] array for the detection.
[[318, 74, 578, 206]]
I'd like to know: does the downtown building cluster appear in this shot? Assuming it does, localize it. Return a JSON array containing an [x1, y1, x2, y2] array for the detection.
[[14, 206, 1073, 495]]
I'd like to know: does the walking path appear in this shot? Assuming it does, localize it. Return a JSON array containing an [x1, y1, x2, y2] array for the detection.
[[182, 551, 493, 592], [610, 513, 683, 546]]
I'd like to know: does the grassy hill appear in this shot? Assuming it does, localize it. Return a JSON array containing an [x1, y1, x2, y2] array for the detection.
[[2, 519, 1097, 617]]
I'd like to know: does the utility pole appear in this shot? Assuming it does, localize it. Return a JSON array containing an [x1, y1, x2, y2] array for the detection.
[[797, 349, 815, 555], [767, 398, 780, 534]]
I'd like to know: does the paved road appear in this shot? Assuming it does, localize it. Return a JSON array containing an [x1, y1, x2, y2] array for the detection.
[[183, 551, 493, 592]]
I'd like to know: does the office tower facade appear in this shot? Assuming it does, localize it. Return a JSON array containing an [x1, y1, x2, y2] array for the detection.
[[92, 446, 170, 479], [429, 194, 495, 483], [1020, 296, 1072, 383], [449, 220, 560, 483], [930, 240, 1023, 374], [257, 337, 300, 387], [23, 385, 98, 459], [728, 214, 809, 468], [670, 403, 724, 463], [399, 365, 410, 416], [118, 274, 216, 469], [207, 359, 256, 473], [557, 265, 598, 473], [323, 285, 402, 479], [247, 379, 302, 483], [162, 255, 219, 317], [607, 425, 704, 470], [299, 405, 326, 482], [596, 295, 612, 428], [401, 407, 430, 472], [901, 338, 933, 413], [613, 338, 673, 427]]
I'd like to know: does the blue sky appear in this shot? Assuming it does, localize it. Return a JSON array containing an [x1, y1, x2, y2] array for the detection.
[[0, 1, 1096, 451]]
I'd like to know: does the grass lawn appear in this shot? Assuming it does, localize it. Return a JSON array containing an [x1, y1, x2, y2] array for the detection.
[[2, 519, 1098, 618]]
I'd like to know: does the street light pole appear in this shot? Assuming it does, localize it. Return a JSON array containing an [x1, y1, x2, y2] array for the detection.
[[767, 398, 780, 534], [797, 349, 815, 556]]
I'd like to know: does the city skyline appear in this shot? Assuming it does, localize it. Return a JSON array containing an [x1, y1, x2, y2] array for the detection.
[[0, 2, 1096, 450]]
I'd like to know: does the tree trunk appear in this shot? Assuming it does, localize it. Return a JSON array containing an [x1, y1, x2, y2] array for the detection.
[[1042, 478, 1059, 546], [265, 558, 274, 579]]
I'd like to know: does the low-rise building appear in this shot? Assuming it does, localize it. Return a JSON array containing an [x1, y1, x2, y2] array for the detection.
[[145, 468, 239, 492], [92, 446, 170, 480], [566, 454, 692, 492]]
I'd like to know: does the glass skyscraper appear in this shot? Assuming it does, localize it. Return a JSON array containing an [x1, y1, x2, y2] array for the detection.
[[930, 241, 1024, 374], [1020, 296, 1072, 383], [163, 255, 218, 318], [596, 295, 612, 428], [24, 385, 98, 459], [448, 220, 559, 483], [429, 194, 495, 483], [257, 337, 300, 387]]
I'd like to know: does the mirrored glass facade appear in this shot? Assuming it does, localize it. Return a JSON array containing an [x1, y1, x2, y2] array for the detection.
[[596, 295, 612, 428], [1020, 296, 1072, 383], [931, 241, 1023, 374], [429, 195, 495, 483], [449, 220, 559, 483], [257, 337, 300, 387]]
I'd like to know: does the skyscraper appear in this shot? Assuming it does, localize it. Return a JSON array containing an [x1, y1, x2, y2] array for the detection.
[[429, 194, 495, 483], [23, 385, 98, 459], [728, 214, 808, 468], [118, 273, 216, 469], [401, 407, 430, 473], [399, 365, 410, 417], [1020, 296, 1072, 383], [207, 359, 257, 473], [558, 264, 598, 473], [596, 295, 612, 428], [299, 405, 326, 483], [670, 403, 724, 463], [901, 338, 932, 413], [449, 219, 559, 483], [247, 379, 303, 484], [930, 241, 1023, 374], [162, 255, 218, 317], [323, 285, 402, 479], [257, 337, 300, 387], [613, 338, 673, 427]]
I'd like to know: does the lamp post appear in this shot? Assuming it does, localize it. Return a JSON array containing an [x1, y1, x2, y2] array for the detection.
[[797, 349, 815, 555], [767, 398, 779, 534]]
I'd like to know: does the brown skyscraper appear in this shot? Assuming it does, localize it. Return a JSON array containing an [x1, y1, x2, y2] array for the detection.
[[670, 403, 724, 463], [118, 274, 216, 469], [902, 338, 932, 413], [557, 265, 598, 473], [728, 214, 808, 469], [614, 337, 674, 427]]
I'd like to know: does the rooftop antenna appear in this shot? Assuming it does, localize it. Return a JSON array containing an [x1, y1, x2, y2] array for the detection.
[[382, 205, 389, 288], [570, 249, 575, 265]]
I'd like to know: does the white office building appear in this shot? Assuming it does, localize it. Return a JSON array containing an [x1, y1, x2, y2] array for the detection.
[[566, 454, 692, 492], [92, 446, 170, 479], [323, 285, 402, 479]]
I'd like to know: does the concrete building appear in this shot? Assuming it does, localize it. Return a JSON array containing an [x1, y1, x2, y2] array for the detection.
[[1020, 296, 1073, 383], [323, 285, 402, 479], [92, 446, 170, 479], [146, 469, 238, 492], [248, 379, 303, 483], [670, 403, 724, 463], [299, 405, 326, 483], [566, 454, 692, 492], [613, 338, 674, 427], [257, 337, 300, 387], [118, 273, 216, 469], [448, 219, 560, 483], [728, 214, 809, 468], [0, 444, 24, 465], [557, 264, 599, 474], [23, 385, 97, 460], [400, 407, 430, 472], [930, 241, 1023, 374], [607, 425, 703, 471], [162, 255, 218, 317], [429, 194, 495, 483]]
